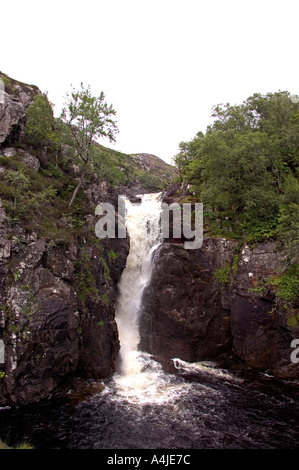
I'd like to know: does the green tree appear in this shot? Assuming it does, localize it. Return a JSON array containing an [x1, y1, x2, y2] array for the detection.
[[6, 169, 30, 221], [24, 94, 55, 149], [174, 91, 299, 240], [61, 83, 118, 207], [24, 94, 65, 168], [278, 175, 299, 263]]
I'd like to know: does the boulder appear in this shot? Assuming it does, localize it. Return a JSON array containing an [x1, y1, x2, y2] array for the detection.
[[139, 242, 233, 362]]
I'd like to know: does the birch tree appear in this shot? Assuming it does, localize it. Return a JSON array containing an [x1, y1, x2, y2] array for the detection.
[[61, 83, 118, 207]]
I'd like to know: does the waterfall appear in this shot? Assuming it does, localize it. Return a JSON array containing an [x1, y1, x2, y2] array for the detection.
[[111, 193, 193, 405], [114, 193, 162, 376]]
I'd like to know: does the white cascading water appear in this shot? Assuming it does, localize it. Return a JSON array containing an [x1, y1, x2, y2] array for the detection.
[[112, 193, 175, 404], [115, 192, 162, 376]]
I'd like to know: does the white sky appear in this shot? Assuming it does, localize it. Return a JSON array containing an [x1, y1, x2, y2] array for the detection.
[[1, 0, 299, 163]]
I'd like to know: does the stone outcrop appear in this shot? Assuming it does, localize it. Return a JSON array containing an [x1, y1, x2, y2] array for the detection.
[[139, 235, 299, 379], [0, 72, 39, 146], [230, 242, 298, 378], [2, 147, 40, 171], [139, 241, 233, 362], [131, 153, 177, 177]]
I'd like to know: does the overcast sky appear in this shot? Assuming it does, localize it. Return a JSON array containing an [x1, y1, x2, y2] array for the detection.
[[1, 0, 299, 163]]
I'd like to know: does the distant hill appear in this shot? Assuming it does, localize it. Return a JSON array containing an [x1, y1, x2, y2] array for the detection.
[[88, 146, 178, 195]]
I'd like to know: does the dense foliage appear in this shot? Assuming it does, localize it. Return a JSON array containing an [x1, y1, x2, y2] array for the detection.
[[174, 91, 299, 262]]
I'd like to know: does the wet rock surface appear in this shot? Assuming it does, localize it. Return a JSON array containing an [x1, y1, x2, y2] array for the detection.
[[139, 237, 299, 379], [139, 240, 235, 363]]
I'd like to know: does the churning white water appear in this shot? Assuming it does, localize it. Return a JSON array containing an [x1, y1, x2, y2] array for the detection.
[[112, 194, 172, 403], [109, 193, 248, 408], [111, 194, 192, 404], [115, 193, 162, 375]]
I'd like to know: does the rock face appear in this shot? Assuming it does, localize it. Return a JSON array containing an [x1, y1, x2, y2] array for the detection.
[[139, 241, 233, 362], [128, 153, 178, 193], [0, 210, 129, 405], [131, 153, 177, 177], [230, 242, 299, 378], [139, 236, 299, 379], [0, 161, 131, 405], [0, 72, 133, 405], [0, 72, 39, 146]]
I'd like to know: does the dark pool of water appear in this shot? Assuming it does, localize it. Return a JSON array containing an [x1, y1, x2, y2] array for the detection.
[[0, 364, 298, 450]]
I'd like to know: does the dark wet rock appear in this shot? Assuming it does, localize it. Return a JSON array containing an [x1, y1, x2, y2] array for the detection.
[[129, 196, 142, 203], [0, 200, 129, 406], [139, 240, 234, 362], [162, 181, 190, 203], [139, 237, 299, 379], [65, 378, 105, 405]]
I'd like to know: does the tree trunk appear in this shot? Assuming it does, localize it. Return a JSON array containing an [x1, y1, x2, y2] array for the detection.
[[68, 163, 88, 208]]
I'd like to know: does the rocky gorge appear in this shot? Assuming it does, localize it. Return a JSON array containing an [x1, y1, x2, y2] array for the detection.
[[0, 71, 298, 410]]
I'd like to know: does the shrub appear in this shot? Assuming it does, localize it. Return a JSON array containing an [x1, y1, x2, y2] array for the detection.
[[214, 263, 231, 286]]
